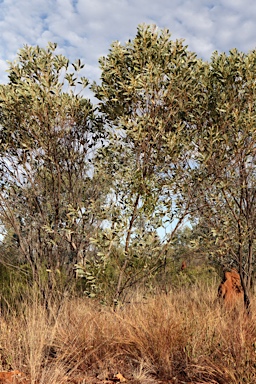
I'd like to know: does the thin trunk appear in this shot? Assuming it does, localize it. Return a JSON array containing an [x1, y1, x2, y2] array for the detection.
[[247, 238, 253, 291], [113, 193, 140, 308], [238, 238, 251, 313]]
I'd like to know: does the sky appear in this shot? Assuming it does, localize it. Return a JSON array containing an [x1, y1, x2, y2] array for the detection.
[[0, 0, 256, 94]]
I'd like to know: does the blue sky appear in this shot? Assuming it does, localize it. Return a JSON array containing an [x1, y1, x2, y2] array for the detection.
[[0, 0, 256, 89]]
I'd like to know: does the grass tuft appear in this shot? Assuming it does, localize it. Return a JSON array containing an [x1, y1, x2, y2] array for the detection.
[[0, 284, 256, 383]]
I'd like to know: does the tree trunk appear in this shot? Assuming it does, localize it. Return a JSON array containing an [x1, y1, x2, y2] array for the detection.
[[112, 193, 140, 309]]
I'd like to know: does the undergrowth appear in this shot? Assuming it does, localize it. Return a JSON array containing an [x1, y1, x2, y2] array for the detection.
[[0, 284, 255, 383]]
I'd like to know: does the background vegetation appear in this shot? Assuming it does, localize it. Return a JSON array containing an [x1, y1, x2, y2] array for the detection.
[[0, 24, 256, 382]]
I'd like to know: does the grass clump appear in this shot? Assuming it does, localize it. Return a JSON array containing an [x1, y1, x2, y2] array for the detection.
[[0, 284, 256, 383]]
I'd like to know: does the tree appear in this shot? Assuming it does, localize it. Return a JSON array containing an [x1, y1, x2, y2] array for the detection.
[[0, 43, 105, 299], [92, 25, 204, 305], [193, 49, 256, 310]]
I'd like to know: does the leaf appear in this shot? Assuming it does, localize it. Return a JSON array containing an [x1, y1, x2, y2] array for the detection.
[[114, 373, 126, 382]]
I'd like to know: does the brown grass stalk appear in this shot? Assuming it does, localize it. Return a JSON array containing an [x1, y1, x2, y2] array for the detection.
[[0, 284, 255, 383]]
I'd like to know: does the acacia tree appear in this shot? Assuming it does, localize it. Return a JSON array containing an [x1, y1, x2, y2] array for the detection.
[[92, 25, 204, 304], [193, 49, 256, 309], [0, 43, 105, 297]]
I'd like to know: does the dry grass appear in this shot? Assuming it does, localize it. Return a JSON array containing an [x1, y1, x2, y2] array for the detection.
[[0, 284, 256, 383]]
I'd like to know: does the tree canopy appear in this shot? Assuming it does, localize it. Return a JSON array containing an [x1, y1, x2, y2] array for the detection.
[[0, 25, 256, 307]]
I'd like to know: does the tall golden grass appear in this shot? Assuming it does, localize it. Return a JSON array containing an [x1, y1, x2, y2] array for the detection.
[[0, 284, 255, 383]]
